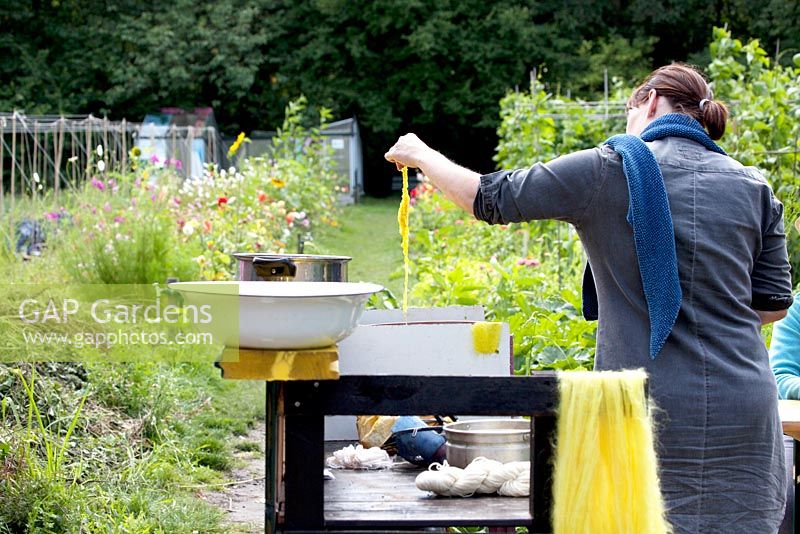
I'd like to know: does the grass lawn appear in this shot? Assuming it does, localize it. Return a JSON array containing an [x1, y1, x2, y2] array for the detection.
[[310, 195, 405, 297]]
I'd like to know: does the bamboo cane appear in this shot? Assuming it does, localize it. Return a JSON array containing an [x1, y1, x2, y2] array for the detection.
[[10, 113, 16, 211]]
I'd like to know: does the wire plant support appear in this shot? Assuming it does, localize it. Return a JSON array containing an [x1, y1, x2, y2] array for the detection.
[[0, 111, 226, 213]]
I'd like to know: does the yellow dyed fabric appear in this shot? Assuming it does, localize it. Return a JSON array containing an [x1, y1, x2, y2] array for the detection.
[[357, 415, 399, 448], [552, 370, 670, 534], [217, 347, 339, 381], [397, 166, 410, 316], [471, 321, 502, 353]]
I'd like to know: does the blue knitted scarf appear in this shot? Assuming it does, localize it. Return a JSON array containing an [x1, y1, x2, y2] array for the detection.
[[582, 113, 727, 358]]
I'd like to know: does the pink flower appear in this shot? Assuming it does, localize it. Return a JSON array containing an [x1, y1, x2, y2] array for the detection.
[[44, 211, 61, 220], [114, 216, 125, 223], [150, 154, 160, 164], [173, 159, 183, 170], [173, 197, 181, 206], [91, 178, 105, 191], [516, 257, 541, 268], [103, 202, 111, 212]]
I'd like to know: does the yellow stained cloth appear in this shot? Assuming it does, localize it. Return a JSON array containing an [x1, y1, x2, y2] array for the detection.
[[397, 166, 411, 316], [552, 369, 670, 534], [471, 321, 502, 354], [357, 415, 399, 448], [217, 346, 339, 381]]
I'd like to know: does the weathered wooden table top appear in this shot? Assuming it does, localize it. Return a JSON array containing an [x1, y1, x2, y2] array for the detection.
[[780, 400, 800, 441], [323, 442, 532, 527]]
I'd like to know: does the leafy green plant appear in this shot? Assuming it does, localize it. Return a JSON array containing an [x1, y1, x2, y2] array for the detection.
[[57, 169, 199, 285], [707, 27, 800, 285], [175, 96, 344, 280]]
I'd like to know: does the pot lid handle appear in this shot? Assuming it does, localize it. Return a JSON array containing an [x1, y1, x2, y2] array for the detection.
[[252, 257, 297, 278]]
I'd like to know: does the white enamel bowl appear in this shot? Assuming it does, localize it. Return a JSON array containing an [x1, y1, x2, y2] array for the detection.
[[169, 281, 383, 349]]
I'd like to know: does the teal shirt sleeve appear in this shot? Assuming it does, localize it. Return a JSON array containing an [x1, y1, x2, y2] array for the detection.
[[769, 297, 800, 399]]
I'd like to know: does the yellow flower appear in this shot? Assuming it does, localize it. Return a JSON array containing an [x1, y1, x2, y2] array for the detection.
[[271, 177, 286, 188], [227, 132, 248, 158]]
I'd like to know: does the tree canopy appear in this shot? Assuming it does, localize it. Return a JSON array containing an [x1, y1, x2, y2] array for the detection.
[[2, 0, 798, 193]]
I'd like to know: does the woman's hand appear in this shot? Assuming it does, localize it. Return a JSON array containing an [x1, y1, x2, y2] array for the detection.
[[384, 133, 481, 215], [384, 133, 434, 171]]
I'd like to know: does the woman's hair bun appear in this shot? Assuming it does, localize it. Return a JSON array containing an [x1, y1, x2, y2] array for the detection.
[[701, 99, 728, 140]]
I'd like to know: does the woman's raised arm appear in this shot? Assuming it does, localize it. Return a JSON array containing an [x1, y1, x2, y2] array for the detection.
[[385, 133, 480, 215]]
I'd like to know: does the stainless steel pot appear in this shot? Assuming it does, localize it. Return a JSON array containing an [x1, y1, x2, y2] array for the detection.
[[234, 253, 351, 282], [444, 419, 531, 468]]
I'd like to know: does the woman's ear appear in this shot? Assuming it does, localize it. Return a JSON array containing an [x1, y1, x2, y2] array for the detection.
[[646, 89, 659, 118]]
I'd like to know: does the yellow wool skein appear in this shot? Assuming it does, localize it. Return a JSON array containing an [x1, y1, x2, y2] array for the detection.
[[397, 166, 411, 316], [552, 369, 671, 534]]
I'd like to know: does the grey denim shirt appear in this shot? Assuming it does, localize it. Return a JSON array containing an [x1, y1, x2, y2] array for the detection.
[[474, 137, 793, 532]]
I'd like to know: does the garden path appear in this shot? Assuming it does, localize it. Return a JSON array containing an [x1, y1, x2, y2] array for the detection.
[[201, 422, 267, 533]]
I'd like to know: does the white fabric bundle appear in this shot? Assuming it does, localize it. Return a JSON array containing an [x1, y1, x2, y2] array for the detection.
[[415, 457, 529, 497], [325, 444, 393, 470]]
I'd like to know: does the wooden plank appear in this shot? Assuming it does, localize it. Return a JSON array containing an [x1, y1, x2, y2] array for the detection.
[[780, 400, 800, 440], [322, 444, 532, 528], [285, 374, 558, 417], [326, 504, 531, 526], [218, 346, 339, 381]]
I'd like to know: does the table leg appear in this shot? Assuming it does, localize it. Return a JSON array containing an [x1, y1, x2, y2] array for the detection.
[[265, 382, 280, 533], [283, 411, 325, 530], [532, 415, 556, 533]]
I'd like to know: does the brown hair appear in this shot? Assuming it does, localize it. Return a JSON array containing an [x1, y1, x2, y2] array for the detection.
[[628, 63, 728, 140]]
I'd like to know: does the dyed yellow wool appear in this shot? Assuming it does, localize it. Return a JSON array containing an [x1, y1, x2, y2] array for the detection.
[[397, 166, 411, 315], [471, 321, 502, 353], [552, 370, 670, 534]]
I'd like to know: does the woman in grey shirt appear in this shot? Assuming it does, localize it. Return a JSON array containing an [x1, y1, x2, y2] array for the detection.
[[386, 64, 793, 533]]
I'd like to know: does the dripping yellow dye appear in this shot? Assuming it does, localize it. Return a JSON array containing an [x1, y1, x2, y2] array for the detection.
[[552, 370, 670, 534], [397, 166, 411, 315]]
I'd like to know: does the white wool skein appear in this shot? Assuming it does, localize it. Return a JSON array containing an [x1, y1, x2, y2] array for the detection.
[[415, 457, 530, 497]]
